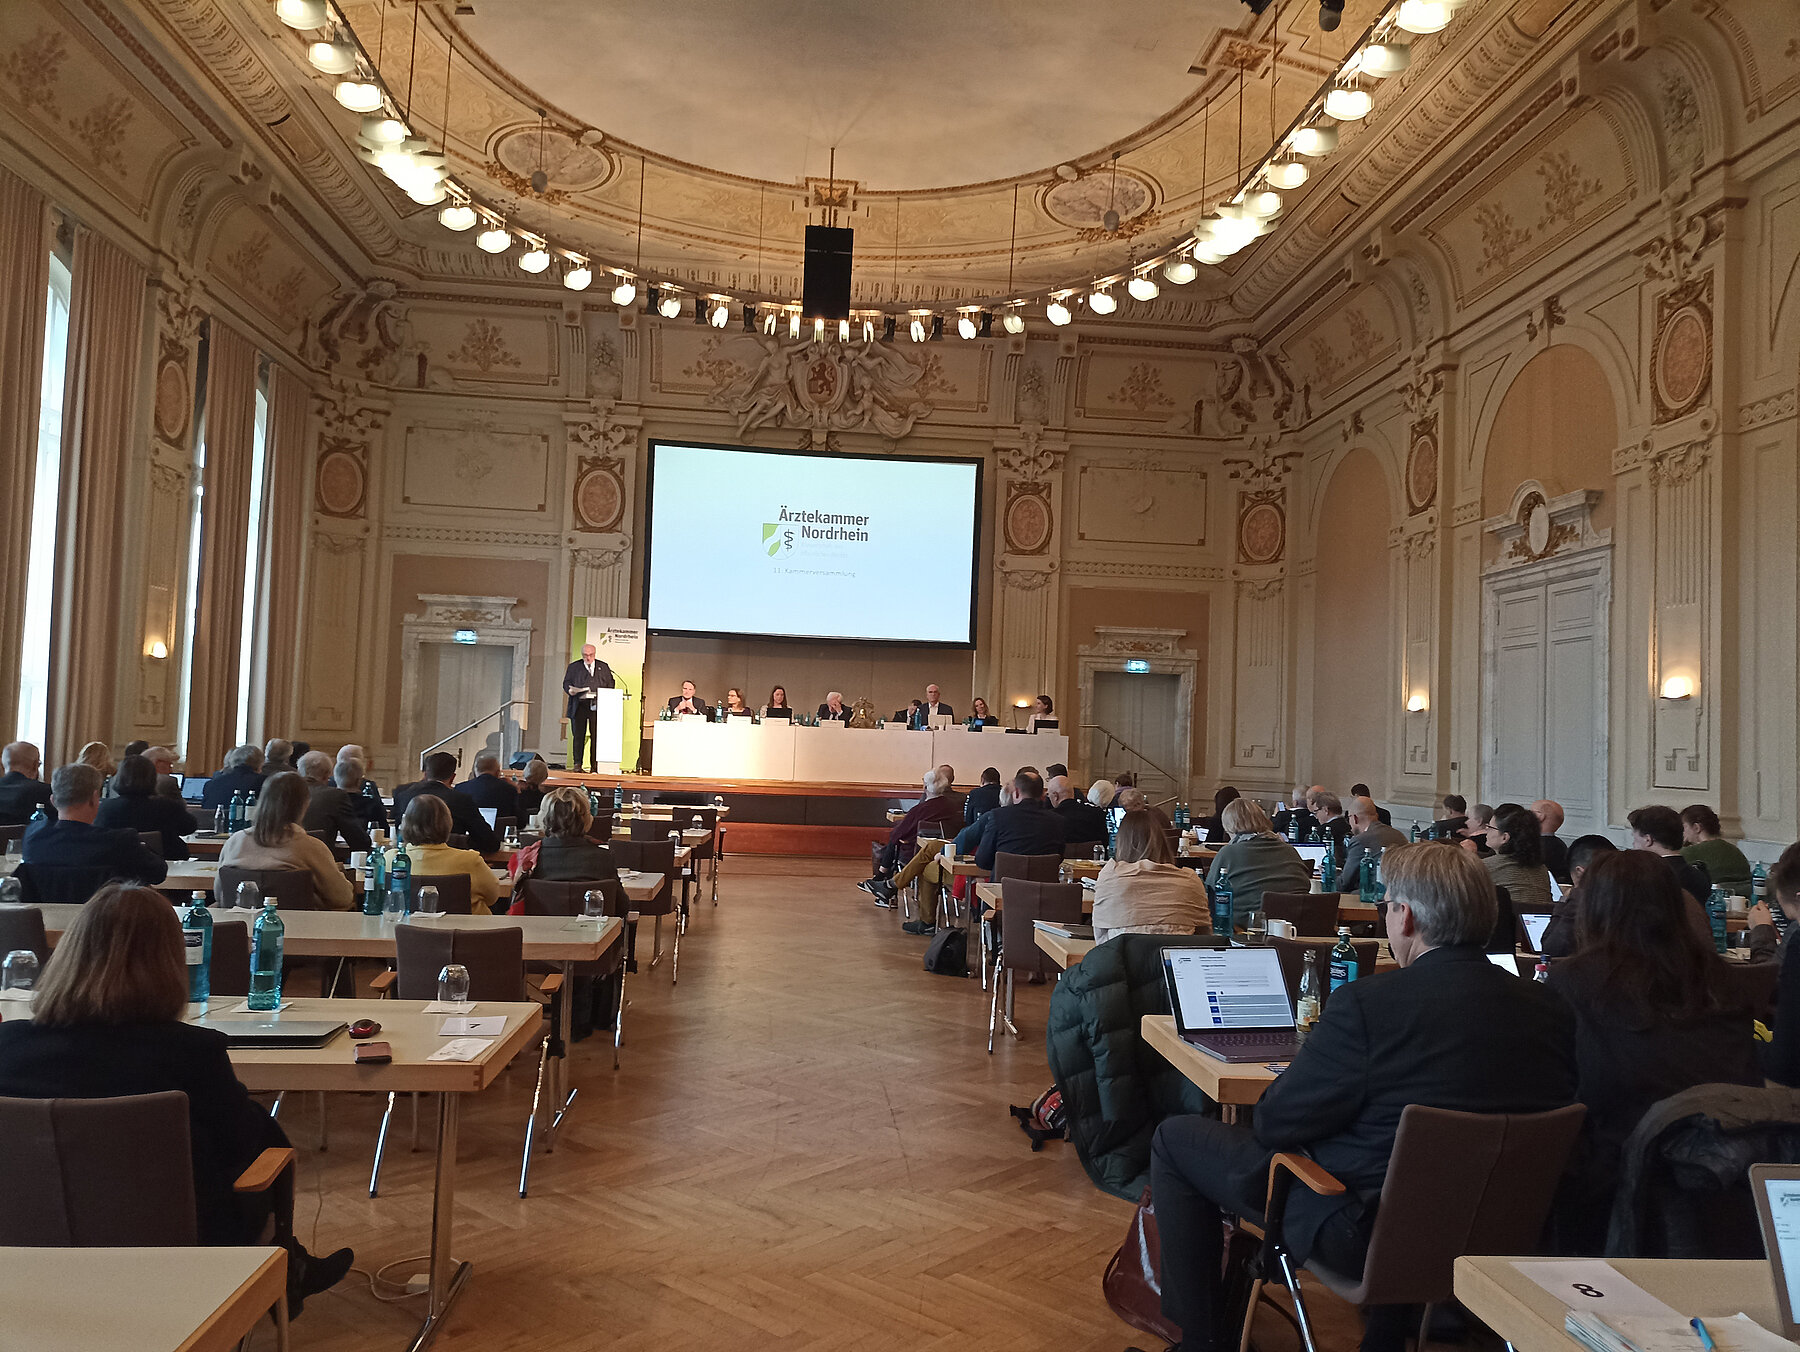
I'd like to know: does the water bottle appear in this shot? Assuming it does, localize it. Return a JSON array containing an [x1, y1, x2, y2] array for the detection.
[[0, 876, 20, 905], [1210, 865, 1235, 939], [1287, 810, 1303, 843], [248, 897, 284, 1010], [368, 845, 388, 914], [1753, 862, 1769, 907], [588, 790, 601, 818], [1408, 821, 1423, 843], [213, 805, 228, 835], [1058, 860, 1073, 885], [1296, 950, 1322, 1042], [1174, 801, 1189, 830], [1358, 852, 1379, 905], [228, 791, 242, 831], [1707, 885, 1728, 954], [389, 846, 412, 916], [1372, 848, 1387, 902], [1328, 926, 1360, 993], [631, 793, 642, 816], [29, 803, 47, 826], [183, 894, 213, 1004], [613, 784, 624, 812], [362, 850, 383, 915], [1320, 846, 1339, 892]]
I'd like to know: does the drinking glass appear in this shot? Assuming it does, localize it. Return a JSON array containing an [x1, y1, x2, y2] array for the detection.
[[438, 963, 470, 1006], [1244, 910, 1267, 940], [0, 876, 21, 905], [2, 949, 39, 992], [416, 885, 441, 917], [5, 835, 20, 858], [583, 889, 605, 922], [1058, 861, 1073, 885], [631, 793, 642, 814], [713, 795, 725, 812], [1092, 845, 1107, 863], [383, 883, 405, 921], [235, 880, 260, 911]]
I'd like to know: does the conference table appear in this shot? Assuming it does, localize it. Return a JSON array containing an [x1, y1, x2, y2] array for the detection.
[[650, 718, 1069, 785], [1142, 1013, 1284, 1118]]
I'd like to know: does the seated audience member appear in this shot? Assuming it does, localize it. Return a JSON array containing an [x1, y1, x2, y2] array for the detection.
[[974, 770, 1065, 875], [762, 686, 793, 719], [515, 758, 549, 819], [816, 690, 853, 723], [1092, 809, 1212, 943], [0, 885, 353, 1306], [968, 697, 999, 727], [524, 787, 619, 883], [399, 795, 501, 915], [1480, 802, 1553, 911], [1205, 800, 1310, 927], [262, 739, 295, 776], [143, 746, 184, 801], [964, 766, 1003, 826], [202, 743, 266, 811], [336, 744, 382, 804], [23, 764, 167, 885], [94, 754, 196, 859], [1538, 834, 1619, 958], [1051, 775, 1108, 845], [1431, 793, 1469, 840], [1762, 844, 1800, 1087], [1533, 799, 1571, 882], [394, 752, 499, 855], [861, 766, 963, 904], [1198, 785, 1241, 845], [1117, 786, 1174, 836], [298, 751, 372, 852], [0, 740, 54, 824], [953, 781, 1011, 857], [1308, 789, 1351, 865], [1270, 783, 1315, 840], [1024, 693, 1054, 732], [1088, 779, 1118, 812], [1113, 771, 1137, 789], [456, 751, 520, 819], [76, 741, 115, 780], [1628, 804, 1710, 905], [1458, 802, 1497, 856], [1349, 782, 1392, 826], [1547, 849, 1760, 1250], [722, 688, 753, 717], [332, 756, 388, 834], [217, 772, 354, 910], [667, 681, 710, 719], [1045, 762, 1069, 779], [1149, 843, 1577, 1352], [1680, 804, 1752, 895], [1339, 796, 1409, 893], [122, 740, 150, 759]]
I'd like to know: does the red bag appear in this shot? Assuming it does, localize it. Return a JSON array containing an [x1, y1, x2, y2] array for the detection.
[[1103, 1187, 1183, 1346]]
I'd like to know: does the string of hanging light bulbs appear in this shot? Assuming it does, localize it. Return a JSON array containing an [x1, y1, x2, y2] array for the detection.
[[275, 0, 1469, 339]]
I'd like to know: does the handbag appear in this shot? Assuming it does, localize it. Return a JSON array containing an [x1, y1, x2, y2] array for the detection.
[[1103, 1186, 1183, 1346]]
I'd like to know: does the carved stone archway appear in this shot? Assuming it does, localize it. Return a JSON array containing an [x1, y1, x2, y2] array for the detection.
[[399, 594, 534, 772], [1076, 627, 1197, 797]]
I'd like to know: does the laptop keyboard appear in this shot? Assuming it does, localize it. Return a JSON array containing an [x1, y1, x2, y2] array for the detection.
[[1203, 1032, 1294, 1050]]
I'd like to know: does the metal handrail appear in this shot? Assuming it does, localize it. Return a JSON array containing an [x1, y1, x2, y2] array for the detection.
[[419, 699, 530, 768], [1080, 722, 1184, 800]]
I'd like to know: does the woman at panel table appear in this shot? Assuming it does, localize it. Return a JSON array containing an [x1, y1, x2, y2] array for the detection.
[[0, 885, 354, 1308], [1025, 694, 1056, 732], [762, 686, 793, 720], [1091, 808, 1212, 944], [666, 680, 710, 719], [967, 697, 999, 728], [399, 794, 501, 915], [217, 771, 355, 909], [722, 688, 754, 718]]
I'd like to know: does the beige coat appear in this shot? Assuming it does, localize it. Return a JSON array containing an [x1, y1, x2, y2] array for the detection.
[[218, 824, 355, 910], [1091, 859, 1212, 943]]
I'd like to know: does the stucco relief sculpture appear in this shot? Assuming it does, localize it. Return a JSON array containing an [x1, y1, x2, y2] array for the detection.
[[720, 334, 934, 440]]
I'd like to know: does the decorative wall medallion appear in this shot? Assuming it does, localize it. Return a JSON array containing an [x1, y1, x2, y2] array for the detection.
[[1042, 170, 1155, 234], [1003, 483, 1053, 555], [1406, 420, 1439, 515], [1237, 491, 1286, 566], [153, 357, 188, 442], [315, 443, 366, 518], [572, 456, 625, 532], [490, 125, 614, 198], [1652, 272, 1712, 423]]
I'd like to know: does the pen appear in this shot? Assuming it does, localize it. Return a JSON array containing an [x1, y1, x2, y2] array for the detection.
[[1691, 1317, 1718, 1352]]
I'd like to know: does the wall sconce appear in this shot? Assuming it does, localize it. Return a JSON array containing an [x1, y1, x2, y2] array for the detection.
[[1405, 692, 1428, 713], [146, 640, 168, 661], [1660, 675, 1695, 701]]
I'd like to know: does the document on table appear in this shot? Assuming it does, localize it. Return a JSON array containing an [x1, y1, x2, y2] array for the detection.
[[438, 1016, 505, 1037], [1567, 1312, 1798, 1352], [1515, 1261, 1681, 1317], [427, 1038, 491, 1062]]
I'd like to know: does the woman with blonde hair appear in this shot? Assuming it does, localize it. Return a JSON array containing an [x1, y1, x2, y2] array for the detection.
[[217, 771, 354, 909], [75, 740, 115, 777], [1205, 798, 1311, 928], [517, 785, 618, 884], [1091, 808, 1212, 943], [0, 885, 353, 1303], [400, 794, 501, 914]]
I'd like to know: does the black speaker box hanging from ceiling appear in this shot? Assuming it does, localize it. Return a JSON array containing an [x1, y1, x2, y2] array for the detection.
[[802, 223, 853, 322]]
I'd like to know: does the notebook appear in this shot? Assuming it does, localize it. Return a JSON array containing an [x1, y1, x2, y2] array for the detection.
[[1161, 946, 1300, 1064]]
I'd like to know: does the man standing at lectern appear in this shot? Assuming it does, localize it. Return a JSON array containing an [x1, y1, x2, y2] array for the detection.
[[563, 642, 615, 773]]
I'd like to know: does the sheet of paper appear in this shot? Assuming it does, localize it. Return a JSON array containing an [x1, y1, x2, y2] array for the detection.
[[422, 1000, 476, 1014], [426, 1038, 491, 1062], [438, 1016, 505, 1037], [0, 988, 33, 1002], [1515, 1261, 1682, 1318], [1586, 1313, 1798, 1352]]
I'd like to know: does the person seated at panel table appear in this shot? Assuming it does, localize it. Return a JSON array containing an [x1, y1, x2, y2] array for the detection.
[[1205, 799, 1311, 929], [1149, 843, 1577, 1352], [762, 686, 794, 720], [0, 885, 356, 1309], [201, 743, 265, 812], [667, 680, 711, 719], [859, 765, 964, 906], [399, 794, 501, 915], [1680, 803, 1753, 895], [967, 697, 999, 728], [394, 752, 500, 855], [0, 740, 55, 825], [909, 684, 955, 728], [456, 751, 520, 819], [721, 688, 754, 718], [94, 753, 197, 860], [23, 763, 168, 885], [896, 699, 922, 724], [217, 772, 354, 910], [1545, 849, 1761, 1252], [1048, 774, 1107, 846], [817, 690, 854, 723], [974, 769, 1066, 876], [1024, 693, 1056, 732], [297, 750, 372, 853], [1092, 808, 1212, 943]]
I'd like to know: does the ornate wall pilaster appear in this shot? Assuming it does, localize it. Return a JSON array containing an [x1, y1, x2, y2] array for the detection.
[[991, 428, 1066, 715], [1221, 439, 1300, 775], [1397, 357, 1452, 785], [564, 407, 638, 621]]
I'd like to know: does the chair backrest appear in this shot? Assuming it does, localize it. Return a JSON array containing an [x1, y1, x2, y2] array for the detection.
[[215, 865, 318, 911], [0, 823, 26, 850], [1000, 879, 1087, 978], [1062, 840, 1103, 858], [993, 851, 1061, 884], [1262, 891, 1341, 937], [668, 807, 716, 833], [629, 817, 676, 842], [1489, 883, 1517, 954], [407, 873, 473, 915], [138, 831, 164, 858], [0, 1091, 198, 1245], [587, 813, 614, 844], [447, 832, 469, 850], [1268, 935, 1380, 1011], [1720, 960, 1781, 1022], [516, 877, 628, 918], [0, 906, 50, 963], [1352, 1103, 1587, 1305], [394, 922, 525, 1001], [14, 863, 115, 906], [494, 815, 517, 839], [209, 919, 250, 997], [306, 830, 352, 863], [611, 838, 676, 877]]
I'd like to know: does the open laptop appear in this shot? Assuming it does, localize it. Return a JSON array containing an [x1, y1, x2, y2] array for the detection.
[[1516, 910, 1555, 953], [1293, 843, 1331, 875], [1161, 946, 1300, 1063], [181, 774, 209, 804], [479, 807, 499, 830], [193, 1017, 347, 1048], [1753, 1164, 1800, 1338]]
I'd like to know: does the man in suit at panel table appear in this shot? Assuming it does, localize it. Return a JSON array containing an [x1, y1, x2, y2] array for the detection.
[[22, 764, 167, 885], [816, 691, 853, 723], [908, 684, 955, 728], [666, 681, 711, 720], [974, 770, 1067, 876], [1148, 843, 1577, 1352], [298, 751, 371, 852], [563, 643, 615, 774], [393, 752, 499, 855]]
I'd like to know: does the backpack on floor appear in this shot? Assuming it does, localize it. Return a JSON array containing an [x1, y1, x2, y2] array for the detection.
[[923, 926, 968, 977], [1010, 1085, 1067, 1151]]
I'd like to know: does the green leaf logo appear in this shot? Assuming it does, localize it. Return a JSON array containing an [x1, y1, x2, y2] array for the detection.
[[761, 523, 780, 557]]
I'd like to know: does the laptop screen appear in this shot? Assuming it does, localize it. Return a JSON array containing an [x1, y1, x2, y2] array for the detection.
[[1520, 911, 1554, 951], [1293, 844, 1330, 871], [480, 807, 499, 829], [1761, 1170, 1800, 1334], [1164, 947, 1295, 1032], [181, 775, 208, 803]]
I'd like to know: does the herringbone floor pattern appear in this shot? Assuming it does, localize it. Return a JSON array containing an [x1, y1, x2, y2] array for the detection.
[[275, 856, 1357, 1351]]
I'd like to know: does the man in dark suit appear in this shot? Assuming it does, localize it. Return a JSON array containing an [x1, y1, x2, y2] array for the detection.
[[1308, 788, 1353, 870], [908, 683, 954, 728], [1533, 798, 1571, 882], [963, 767, 1002, 826], [333, 745, 388, 833], [0, 741, 54, 825], [667, 681, 711, 720], [393, 752, 499, 854], [563, 642, 615, 773], [456, 751, 520, 820], [22, 764, 167, 885], [1349, 782, 1392, 827], [816, 691, 852, 722], [1149, 843, 1577, 1351], [1430, 792, 1469, 841], [974, 770, 1067, 875], [1048, 774, 1107, 845], [1628, 804, 1710, 905], [297, 751, 371, 852], [201, 744, 266, 812]]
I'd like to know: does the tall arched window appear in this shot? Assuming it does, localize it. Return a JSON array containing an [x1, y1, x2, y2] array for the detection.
[[16, 251, 71, 747]]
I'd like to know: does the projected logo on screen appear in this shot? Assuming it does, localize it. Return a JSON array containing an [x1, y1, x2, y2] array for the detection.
[[761, 523, 787, 556], [761, 506, 870, 561]]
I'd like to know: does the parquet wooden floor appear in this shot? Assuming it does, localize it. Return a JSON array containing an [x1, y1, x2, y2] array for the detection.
[[273, 856, 1362, 1351]]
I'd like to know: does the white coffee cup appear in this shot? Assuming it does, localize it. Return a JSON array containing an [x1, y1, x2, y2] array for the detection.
[[1266, 918, 1297, 939]]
